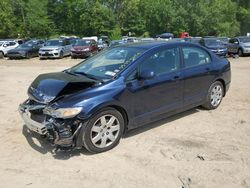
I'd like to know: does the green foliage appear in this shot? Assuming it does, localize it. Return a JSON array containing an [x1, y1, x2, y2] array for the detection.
[[0, 0, 249, 38], [110, 26, 122, 40]]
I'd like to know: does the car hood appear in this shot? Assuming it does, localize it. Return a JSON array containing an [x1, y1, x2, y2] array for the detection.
[[40, 46, 61, 50], [242, 42, 250, 47], [28, 72, 97, 104]]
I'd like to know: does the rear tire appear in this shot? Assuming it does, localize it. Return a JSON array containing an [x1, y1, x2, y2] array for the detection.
[[202, 81, 224, 110], [82, 107, 125, 153]]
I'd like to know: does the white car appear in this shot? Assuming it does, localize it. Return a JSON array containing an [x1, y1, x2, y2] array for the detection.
[[39, 39, 72, 59], [0, 41, 19, 58]]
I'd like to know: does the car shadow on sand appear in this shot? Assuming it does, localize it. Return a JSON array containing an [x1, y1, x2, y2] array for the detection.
[[22, 107, 205, 159]]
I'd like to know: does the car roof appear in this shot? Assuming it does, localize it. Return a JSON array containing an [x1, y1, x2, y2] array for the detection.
[[118, 41, 203, 50]]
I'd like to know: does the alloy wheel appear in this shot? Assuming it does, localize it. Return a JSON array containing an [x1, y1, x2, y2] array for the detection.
[[210, 84, 223, 107], [90, 115, 120, 148]]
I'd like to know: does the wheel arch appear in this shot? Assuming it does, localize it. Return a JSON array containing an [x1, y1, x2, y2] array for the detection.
[[107, 105, 129, 133]]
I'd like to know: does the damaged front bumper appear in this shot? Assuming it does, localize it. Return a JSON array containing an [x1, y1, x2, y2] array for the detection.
[[19, 99, 84, 150]]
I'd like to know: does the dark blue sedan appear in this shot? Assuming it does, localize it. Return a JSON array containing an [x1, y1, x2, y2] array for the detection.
[[19, 42, 231, 153]]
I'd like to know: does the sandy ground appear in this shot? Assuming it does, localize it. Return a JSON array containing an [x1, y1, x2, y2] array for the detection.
[[0, 56, 250, 188]]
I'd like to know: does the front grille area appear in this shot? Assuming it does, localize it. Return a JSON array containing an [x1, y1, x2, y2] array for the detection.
[[41, 54, 54, 56]]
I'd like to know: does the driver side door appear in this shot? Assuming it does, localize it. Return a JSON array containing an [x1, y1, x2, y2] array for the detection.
[[125, 47, 184, 128]]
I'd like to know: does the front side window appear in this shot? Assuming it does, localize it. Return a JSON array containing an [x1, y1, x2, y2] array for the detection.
[[182, 47, 211, 68], [140, 47, 180, 76]]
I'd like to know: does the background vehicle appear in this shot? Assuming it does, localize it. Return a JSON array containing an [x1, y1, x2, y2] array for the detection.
[[200, 37, 228, 57], [7, 40, 44, 59], [0, 40, 19, 58], [39, 39, 72, 59], [19, 42, 231, 153], [97, 40, 108, 51], [185, 37, 202, 44], [218, 37, 229, 46], [140, 38, 155, 42], [71, 39, 98, 58], [109, 40, 126, 47], [179, 32, 191, 38], [155, 33, 174, 39], [227, 36, 250, 56]]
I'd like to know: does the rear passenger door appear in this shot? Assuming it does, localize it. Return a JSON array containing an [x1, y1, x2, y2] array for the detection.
[[182, 46, 214, 107]]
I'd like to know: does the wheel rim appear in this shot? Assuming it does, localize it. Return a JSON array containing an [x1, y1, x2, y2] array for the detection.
[[90, 115, 120, 148], [210, 84, 223, 107]]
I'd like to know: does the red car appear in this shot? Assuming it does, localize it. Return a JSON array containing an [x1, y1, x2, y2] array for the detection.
[[179, 32, 191, 38], [71, 39, 98, 58]]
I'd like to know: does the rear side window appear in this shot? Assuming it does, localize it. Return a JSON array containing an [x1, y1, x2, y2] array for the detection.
[[182, 47, 211, 68]]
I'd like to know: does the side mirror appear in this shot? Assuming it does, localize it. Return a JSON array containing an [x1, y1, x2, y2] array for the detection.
[[139, 70, 155, 80], [3, 44, 7, 47], [234, 41, 239, 44]]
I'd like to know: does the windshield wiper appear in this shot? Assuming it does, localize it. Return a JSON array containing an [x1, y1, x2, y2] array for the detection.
[[63, 69, 78, 76], [73, 71, 104, 83]]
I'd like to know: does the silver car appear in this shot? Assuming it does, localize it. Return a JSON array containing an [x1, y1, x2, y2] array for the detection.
[[227, 36, 250, 56], [39, 39, 72, 59], [0, 40, 19, 58]]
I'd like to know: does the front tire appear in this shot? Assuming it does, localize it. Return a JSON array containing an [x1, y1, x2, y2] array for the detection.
[[202, 81, 224, 110], [0, 51, 4, 58], [82, 108, 125, 153], [238, 48, 244, 57], [59, 51, 63, 59]]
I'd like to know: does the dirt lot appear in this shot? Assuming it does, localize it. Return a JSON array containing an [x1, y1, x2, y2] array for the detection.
[[0, 56, 249, 188]]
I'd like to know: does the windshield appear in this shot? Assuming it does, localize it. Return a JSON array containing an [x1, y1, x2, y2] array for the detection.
[[68, 47, 144, 82], [239, 37, 250, 43], [45, 40, 63, 46], [17, 43, 34, 48], [219, 38, 229, 43], [74, 40, 91, 46], [204, 38, 223, 47]]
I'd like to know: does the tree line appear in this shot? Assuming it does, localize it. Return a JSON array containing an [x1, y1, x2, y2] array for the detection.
[[0, 0, 249, 39]]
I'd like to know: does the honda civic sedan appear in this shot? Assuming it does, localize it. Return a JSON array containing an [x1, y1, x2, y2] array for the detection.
[[19, 42, 231, 153]]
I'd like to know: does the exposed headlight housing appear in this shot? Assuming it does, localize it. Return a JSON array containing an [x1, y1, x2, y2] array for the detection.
[[43, 107, 83, 119]]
